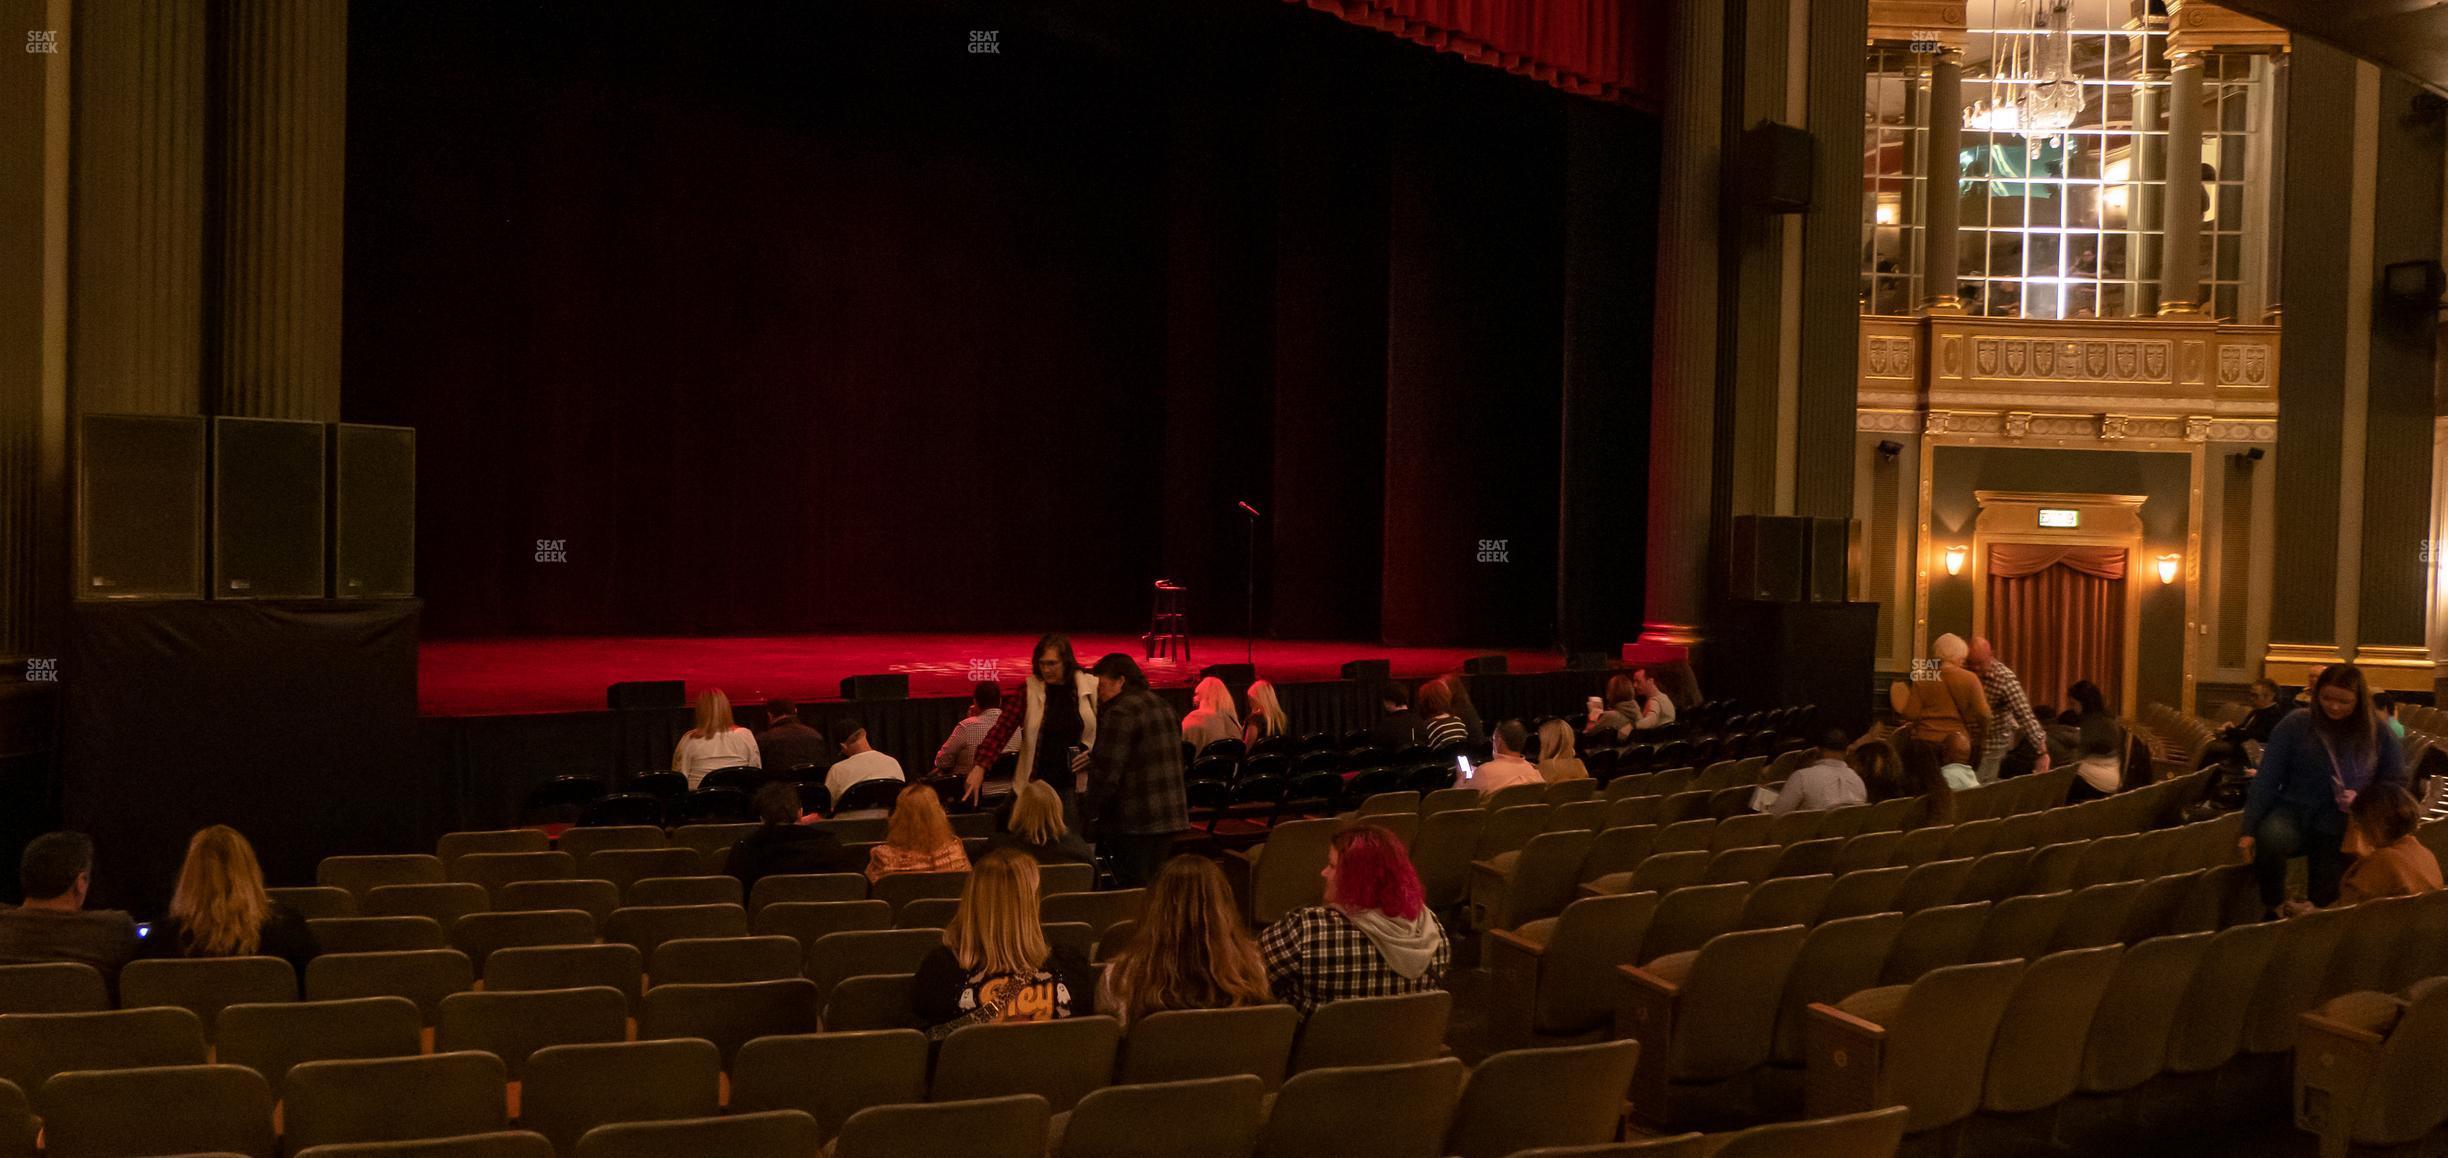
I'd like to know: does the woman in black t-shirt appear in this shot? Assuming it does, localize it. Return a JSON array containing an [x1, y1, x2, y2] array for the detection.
[[910, 850, 1092, 1032]]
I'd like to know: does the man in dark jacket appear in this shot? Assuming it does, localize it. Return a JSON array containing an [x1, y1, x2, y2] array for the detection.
[[1084, 653, 1188, 887], [1367, 682, 1428, 751], [757, 698, 835, 776], [725, 782, 861, 894]]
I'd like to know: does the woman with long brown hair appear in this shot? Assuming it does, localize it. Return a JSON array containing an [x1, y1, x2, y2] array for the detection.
[[140, 826, 319, 979], [866, 783, 971, 883], [1894, 738, 1959, 827], [671, 688, 760, 789], [1097, 856, 1272, 1026], [910, 850, 1093, 1031], [2241, 663, 2406, 914]]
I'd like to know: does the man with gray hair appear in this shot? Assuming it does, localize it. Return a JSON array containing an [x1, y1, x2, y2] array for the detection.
[[1967, 636, 2051, 782], [1889, 632, 1991, 759]]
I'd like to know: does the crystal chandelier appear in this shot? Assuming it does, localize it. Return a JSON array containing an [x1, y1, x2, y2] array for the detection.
[[1965, 0, 2085, 150]]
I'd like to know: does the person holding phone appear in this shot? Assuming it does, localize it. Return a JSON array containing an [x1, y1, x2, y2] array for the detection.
[[1459, 720, 1542, 796]]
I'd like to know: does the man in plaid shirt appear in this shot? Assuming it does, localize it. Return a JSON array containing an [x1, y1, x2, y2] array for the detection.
[[1968, 637, 2051, 781], [1083, 654, 1188, 886]]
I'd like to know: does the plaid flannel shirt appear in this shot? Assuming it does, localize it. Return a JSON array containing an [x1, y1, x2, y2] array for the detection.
[[1258, 906, 1451, 1016], [1083, 688, 1188, 836], [1977, 661, 2049, 764]]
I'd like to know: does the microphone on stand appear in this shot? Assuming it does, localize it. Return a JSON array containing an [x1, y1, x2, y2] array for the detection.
[[1236, 501, 1263, 664]]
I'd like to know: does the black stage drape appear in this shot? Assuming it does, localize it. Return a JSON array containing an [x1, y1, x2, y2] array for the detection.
[[63, 601, 420, 916], [343, 0, 1657, 649]]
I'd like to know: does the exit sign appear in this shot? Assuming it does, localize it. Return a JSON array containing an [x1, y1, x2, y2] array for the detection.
[[2038, 508, 2079, 528]]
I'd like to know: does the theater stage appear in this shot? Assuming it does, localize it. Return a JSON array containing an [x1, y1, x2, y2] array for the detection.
[[419, 633, 1580, 717]]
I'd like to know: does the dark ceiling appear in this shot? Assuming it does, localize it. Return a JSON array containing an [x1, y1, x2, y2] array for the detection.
[[2216, 1, 2448, 92]]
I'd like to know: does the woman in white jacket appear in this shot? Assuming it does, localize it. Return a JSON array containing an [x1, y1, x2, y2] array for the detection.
[[672, 688, 760, 788]]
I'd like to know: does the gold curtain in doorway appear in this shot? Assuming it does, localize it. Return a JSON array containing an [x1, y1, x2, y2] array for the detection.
[[1986, 544, 2127, 713]]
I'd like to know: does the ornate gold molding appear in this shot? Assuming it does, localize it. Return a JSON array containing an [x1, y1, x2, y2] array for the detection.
[[1866, 0, 1966, 50], [2165, 0, 2291, 60]]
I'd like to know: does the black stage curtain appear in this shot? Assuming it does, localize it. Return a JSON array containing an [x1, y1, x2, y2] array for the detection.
[[343, 0, 1656, 649], [63, 602, 420, 915]]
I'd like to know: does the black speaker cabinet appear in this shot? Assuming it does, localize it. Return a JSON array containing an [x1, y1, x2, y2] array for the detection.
[[1728, 515, 1808, 603], [840, 673, 910, 702], [1711, 599, 1877, 738], [1566, 652, 1614, 670], [212, 417, 326, 599], [77, 414, 205, 600], [1805, 517, 1854, 604], [1199, 663, 1256, 687], [332, 423, 416, 598], [1340, 659, 1391, 682], [607, 680, 686, 710], [1741, 121, 1815, 214]]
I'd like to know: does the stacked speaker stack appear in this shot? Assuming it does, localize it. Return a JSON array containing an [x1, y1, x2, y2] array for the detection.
[[77, 415, 414, 601]]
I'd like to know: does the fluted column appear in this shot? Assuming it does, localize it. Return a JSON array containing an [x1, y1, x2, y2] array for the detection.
[[70, 0, 208, 416], [1637, 0, 1724, 652], [216, 0, 347, 422], [1920, 51, 1963, 311], [2159, 55, 2206, 315]]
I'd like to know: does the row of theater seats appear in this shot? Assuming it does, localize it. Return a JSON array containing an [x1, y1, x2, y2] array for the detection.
[[2298, 961, 2448, 1156], [0, 980, 1897, 1158], [1491, 809, 2258, 1048]]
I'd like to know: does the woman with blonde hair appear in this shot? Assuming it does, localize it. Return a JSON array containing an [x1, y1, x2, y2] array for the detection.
[[1535, 719, 1588, 782], [910, 850, 1092, 1031], [140, 826, 318, 980], [671, 688, 760, 789], [866, 783, 971, 883], [1181, 677, 1243, 753], [1098, 856, 1272, 1026], [1241, 680, 1289, 747], [983, 779, 1094, 866]]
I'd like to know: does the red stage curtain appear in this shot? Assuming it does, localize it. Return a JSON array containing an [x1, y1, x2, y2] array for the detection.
[[1987, 545, 2126, 711], [1289, 0, 1661, 107]]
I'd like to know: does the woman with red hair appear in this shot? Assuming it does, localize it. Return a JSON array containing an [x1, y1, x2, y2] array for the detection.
[[1257, 823, 1450, 1016]]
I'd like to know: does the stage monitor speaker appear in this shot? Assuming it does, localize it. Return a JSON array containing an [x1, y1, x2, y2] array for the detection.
[[78, 414, 206, 600], [1804, 517, 1853, 604], [1566, 651, 1614, 671], [607, 680, 685, 710], [1728, 515, 1808, 602], [1340, 659, 1391, 683], [333, 423, 416, 598], [212, 417, 326, 599], [1199, 663, 1255, 687], [840, 673, 909, 702], [1741, 121, 1815, 214], [1462, 654, 1508, 675]]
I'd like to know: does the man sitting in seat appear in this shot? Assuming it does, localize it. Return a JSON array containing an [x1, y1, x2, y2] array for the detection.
[[824, 718, 906, 806], [1459, 720, 1543, 796], [0, 832, 139, 994], [1763, 729, 1868, 815], [727, 782, 861, 892]]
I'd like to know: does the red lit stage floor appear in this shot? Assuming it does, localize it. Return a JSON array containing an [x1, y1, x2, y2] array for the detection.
[[418, 633, 1576, 717]]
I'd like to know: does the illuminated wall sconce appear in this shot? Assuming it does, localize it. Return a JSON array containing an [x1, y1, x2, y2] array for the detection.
[[1945, 545, 1968, 576], [2156, 553, 2181, 584]]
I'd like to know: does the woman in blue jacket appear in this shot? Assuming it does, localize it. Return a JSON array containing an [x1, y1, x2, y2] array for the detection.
[[2239, 664, 2403, 914]]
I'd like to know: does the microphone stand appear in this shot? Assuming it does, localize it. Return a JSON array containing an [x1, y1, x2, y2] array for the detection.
[[1237, 501, 1263, 666]]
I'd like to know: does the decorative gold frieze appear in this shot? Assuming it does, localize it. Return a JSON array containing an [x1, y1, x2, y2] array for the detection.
[[2165, 0, 2290, 60], [1866, 0, 1966, 50]]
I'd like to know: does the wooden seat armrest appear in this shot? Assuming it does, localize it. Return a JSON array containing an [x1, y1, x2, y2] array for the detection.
[[1617, 963, 1680, 1001], [2298, 1013, 2387, 1049], [1806, 1001, 1888, 1040], [1487, 929, 1548, 959]]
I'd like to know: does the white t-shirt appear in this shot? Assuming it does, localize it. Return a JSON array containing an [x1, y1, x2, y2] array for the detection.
[[1635, 690, 1676, 730], [1762, 758, 1868, 814], [825, 748, 907, 804], [672, 727, 760, 789], [1462, 755, 1544, 796]]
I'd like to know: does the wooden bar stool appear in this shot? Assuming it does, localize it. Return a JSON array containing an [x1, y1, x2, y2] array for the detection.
[[1145, 579, 1190, 662]]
